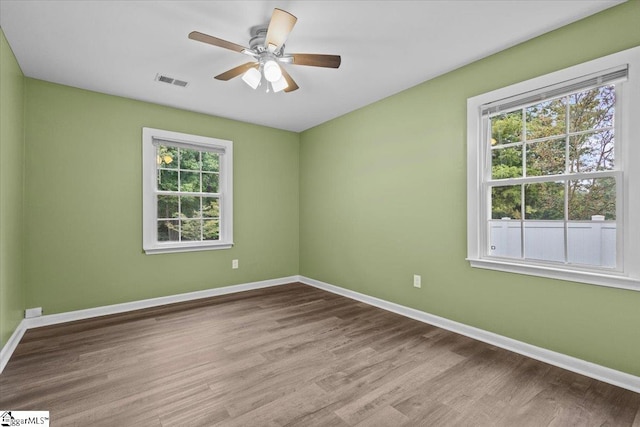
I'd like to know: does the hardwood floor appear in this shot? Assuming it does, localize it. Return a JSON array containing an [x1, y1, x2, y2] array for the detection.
[[1, 283, 638, 426]]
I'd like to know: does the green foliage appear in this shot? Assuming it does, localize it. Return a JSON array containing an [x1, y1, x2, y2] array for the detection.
[[156, 145, 221, 241], [525, 182, 564, 220], [526, 98, 565, 139], [568, 178, 616, 220], [526, 139, 565, 177], [491, 111, 522, 145], [492, 146, 522, 179], [492, 164, 522, 180], [491, 185, 521, 219], [490, 85, 616, 221]]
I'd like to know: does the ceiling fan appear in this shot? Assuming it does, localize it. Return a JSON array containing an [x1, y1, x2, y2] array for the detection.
[[188, 8, 341, 93]]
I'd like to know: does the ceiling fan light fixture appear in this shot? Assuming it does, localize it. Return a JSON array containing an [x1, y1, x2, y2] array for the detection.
[[271, 75, 289, 93], [263, 60, 282, 83], [189, 7, 340, 94], [242, 67, 261, 89]]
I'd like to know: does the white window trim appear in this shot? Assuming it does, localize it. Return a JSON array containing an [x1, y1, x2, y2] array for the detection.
[[142, 127, 233, 254], [467, 46, 640, 292]]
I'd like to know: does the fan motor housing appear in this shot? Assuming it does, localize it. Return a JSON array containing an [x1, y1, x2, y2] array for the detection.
[[249, 27, 268, 52]]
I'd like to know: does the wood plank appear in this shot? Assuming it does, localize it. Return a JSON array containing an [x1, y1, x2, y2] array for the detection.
[[1, 282, 638, 426]]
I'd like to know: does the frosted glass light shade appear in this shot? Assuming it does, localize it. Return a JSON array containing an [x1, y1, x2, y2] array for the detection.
[[263, 60, 282, 83], [242, 67, 261, 89], [271, 76, 289, 93]]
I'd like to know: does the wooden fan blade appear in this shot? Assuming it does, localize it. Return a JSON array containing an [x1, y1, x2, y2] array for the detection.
[[280, 67, 299, 93], [189, 31, 248, 54], [215, 62, 258, 81], [291, 54, 341, 68], [265, 8, 297, 50]]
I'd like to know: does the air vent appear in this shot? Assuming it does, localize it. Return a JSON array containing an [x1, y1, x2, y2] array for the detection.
[[155, 74, 189, 88]]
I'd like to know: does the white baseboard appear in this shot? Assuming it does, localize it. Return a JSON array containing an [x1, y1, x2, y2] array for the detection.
[[3, 274, 639, 394], [23, 276, 298, 329], [299, 275, 640, 394], [0, 276, 297, 374], [0, 319, 27, 373]]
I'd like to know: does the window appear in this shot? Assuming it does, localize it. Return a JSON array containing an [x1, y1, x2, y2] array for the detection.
[[142, 128, 233, 254], [467, 46, 640, 291]]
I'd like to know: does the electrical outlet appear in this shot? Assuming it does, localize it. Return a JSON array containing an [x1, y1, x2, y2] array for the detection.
[[413, 274, 421, 288], [25, 307, 43, 318], [232, 259, 239, 269]]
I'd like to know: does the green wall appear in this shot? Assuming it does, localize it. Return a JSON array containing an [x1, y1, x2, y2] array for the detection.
[[0, 29, 26, 348], [23, 79, 299, 314], [299, 1, 640, 376], [2, 2, 639, 378]]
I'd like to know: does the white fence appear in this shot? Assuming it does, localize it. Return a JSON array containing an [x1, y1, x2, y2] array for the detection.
[[489, 219, 616, 267]]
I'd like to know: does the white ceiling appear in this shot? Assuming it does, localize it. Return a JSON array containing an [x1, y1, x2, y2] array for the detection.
[[0, 1, 623, 132]]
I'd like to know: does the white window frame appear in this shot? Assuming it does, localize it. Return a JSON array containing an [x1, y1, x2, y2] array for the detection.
[[467, 46, 640, 291], [142, 127, 233, 254]]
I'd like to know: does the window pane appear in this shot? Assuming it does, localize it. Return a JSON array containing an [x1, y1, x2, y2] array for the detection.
[[158, 220, 179, 242], [181, 219, 202, 241], [569, 85, 615, 133], [568, 178, 616, 221], [489, 219, 522, 259], [203, 219, 220, 240], [158, 170, 178, 191], [157, 145, 177, 169], [567, 220, 616, 268], [491, 110, 522, 145], [522, 182, 565, 263], [568, 178, 616, 268], [180, 171, 200, 192], [202, 172, 219, 193], [492, 146, 523, 179], [157, 195, 178, 219], [491, 185, 521, 219], [525, 182, 564, 220], [569, 130, 614, 173], [180, 196, 200, 218], [526, 139, 565, 176], [202, 152, 219, 172], [180, 148, 200, 170], [202, 198, 219, 218], [524, 221, 565, 263], [526, 98, 566, 140]]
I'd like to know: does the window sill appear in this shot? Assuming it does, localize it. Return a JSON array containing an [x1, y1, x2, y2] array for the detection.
[[467, 258, 640, 292], [144, 242, 234, 255]]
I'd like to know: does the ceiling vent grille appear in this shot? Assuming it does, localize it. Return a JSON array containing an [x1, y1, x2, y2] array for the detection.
[[155, 74, 189, 87]]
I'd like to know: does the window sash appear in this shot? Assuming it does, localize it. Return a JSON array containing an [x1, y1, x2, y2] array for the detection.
[[153, 157, 226, 243], [480, 77, 623, 272], [143, 127, 233, 254], [481, 171, 623, 271]]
